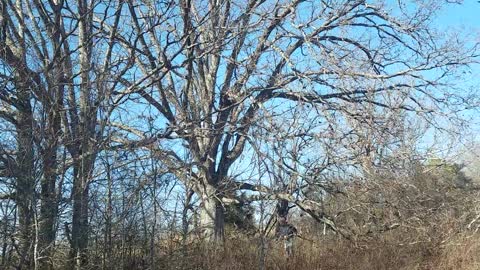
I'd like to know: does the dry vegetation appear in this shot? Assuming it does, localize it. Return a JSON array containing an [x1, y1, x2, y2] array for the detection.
[[1, 0, 479, 269], [156, 168, 480, 270], [153, 170, 480, 270], [158, 233, 480, 270], [35, 165, 480, 270], [38, 230, 480, 270]]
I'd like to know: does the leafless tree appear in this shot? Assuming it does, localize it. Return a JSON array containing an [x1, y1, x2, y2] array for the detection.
[[111, 0, 478, 243], [0, 0, 478, 269], [0, 0, 124, 268]]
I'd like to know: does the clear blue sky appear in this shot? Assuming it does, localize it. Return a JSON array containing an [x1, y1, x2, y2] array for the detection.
[[431, 2, 479, 124], [426, 1, 480, 156], [438, 1, 480, 80], [438, 1, 480, 28]]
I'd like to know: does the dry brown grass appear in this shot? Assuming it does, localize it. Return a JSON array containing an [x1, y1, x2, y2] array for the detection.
[[157, 232, 480, 270]]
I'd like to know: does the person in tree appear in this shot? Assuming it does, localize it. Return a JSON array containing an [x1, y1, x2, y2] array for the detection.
[[275, 216, 298, 258]]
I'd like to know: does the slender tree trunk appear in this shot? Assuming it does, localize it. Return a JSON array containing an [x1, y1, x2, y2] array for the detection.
[[38, 4, 65, 268], [70, 166, 83, 268], [70, 163, 92, 269], [38, 103, 62, 270], [15, 82, 35, 270], [6, 1, 36, 267], [103, 160, 113, 270], [182, 188, 193, 254], [1, 208, 9, 267], [38, 153, 58, 270], [71, 184, 88, 268], [69, 1, 94, 268], [149, 168, 158, 268]]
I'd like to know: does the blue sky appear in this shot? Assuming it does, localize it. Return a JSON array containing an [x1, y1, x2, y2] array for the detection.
[[438, 1, 480, 80], [438, 1, 480, 28], [424, 1, 480, 157]]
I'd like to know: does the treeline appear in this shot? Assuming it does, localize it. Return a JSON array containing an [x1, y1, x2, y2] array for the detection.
[[0, 0, 478, 269]]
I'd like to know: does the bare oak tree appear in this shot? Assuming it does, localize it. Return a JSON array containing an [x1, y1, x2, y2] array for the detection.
[[0, 0, 478, 269], [112, 0, 478, 242]]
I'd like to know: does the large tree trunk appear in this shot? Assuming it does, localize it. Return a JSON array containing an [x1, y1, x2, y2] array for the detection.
[[198, 184, 225, 243]]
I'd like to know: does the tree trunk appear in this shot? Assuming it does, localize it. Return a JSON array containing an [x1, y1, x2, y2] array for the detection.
[[15, 83, 35, 270], [38, 156, 58, 270], [7, 1, 36, 267], [69, 1, 94, 268], [182, 188, 193, 254], [199, 184, 225, 243], [70, 162, 92, 269], [38, 104, 62, 270], [38, 5, 65, 267], [103, 160, 113, 270]]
